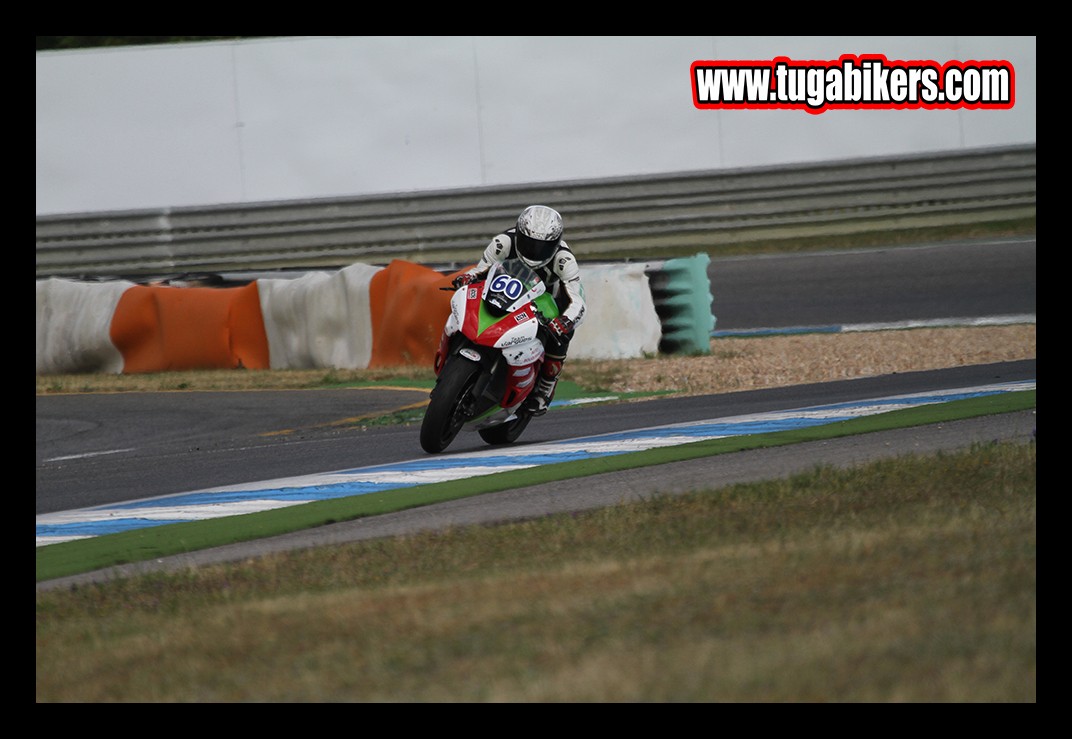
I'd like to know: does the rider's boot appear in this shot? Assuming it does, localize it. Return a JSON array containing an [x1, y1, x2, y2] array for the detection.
[[526, 358, 562, 416]]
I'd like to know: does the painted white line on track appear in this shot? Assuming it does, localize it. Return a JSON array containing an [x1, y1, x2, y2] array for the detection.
[[36, 380, 1035, 547], [45, 448, 135, 463], [712, 313, 1036, 337]]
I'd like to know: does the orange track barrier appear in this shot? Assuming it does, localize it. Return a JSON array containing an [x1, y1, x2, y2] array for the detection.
[[368, 260, 471, 368], [110, 283, 270, 373]]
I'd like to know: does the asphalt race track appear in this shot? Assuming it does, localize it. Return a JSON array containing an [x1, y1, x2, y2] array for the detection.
[[706, 237, 1035, 330], [36, 236, 1036, 589]]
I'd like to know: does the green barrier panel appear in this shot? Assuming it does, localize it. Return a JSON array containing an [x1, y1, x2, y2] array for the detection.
[[646, 253, 716, 355]]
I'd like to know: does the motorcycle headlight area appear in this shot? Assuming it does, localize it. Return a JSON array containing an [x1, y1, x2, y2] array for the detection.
[[485, 293, 512, 316]]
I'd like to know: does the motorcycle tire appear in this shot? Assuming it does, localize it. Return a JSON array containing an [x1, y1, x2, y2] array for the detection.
[[478, 412, 533, 446], [420, 359, 480, 453]]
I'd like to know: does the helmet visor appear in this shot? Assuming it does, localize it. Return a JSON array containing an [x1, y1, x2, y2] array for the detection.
[[516, 233, 556, 265]]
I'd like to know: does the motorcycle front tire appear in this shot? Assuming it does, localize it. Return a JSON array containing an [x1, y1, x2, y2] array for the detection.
[[420, 359, 480, 453]]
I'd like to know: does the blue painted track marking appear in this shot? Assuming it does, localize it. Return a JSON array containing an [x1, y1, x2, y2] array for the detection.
[[36, 380, 1035, 547]]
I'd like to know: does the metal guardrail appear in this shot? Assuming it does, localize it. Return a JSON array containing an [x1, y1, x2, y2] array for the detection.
[[36, 144, 1036, 280]]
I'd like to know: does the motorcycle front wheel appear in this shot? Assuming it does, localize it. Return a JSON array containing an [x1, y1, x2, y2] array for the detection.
[[420, 359, 480, 453]]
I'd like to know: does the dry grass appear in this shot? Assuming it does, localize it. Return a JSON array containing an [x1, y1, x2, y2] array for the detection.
[[34, 364, 435, 395], [36, 442, 1036, 702]]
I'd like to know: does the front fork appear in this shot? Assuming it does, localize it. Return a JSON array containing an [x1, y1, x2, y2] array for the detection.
[[434, 330, 451, 376]]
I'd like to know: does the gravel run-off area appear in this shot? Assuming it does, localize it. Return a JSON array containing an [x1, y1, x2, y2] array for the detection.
[[569, 324, 1036, 397]]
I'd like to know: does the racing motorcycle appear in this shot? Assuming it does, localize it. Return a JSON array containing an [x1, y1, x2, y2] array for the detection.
[[420, 258, 560, 454]]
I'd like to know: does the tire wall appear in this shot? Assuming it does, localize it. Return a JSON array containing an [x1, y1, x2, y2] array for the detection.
[[35, 260, 666, 374]]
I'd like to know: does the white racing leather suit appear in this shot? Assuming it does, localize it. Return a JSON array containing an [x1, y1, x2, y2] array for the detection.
[[460, 228, 587, 413]]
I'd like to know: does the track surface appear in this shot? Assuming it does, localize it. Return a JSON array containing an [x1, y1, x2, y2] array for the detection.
[[36, 237, 1036, 589], [707, 237, 1035, 329]]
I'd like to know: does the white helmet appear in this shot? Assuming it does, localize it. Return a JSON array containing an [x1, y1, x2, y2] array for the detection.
[[515, 205, 563, 268]]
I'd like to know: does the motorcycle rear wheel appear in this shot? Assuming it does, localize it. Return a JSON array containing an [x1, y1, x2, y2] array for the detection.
[[479, 412, 533, 445], [420, 359, 480, 453]]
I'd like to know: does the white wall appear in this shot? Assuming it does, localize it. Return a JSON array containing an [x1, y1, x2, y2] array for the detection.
[[36, 36, 1036, 217]]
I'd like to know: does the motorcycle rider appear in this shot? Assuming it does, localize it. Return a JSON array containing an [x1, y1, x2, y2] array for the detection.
[[452, 205, 587, 415]]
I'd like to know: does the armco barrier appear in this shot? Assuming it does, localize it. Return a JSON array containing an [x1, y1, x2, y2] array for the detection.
[[36, 260, 671, 375], [35, 145, 1035, 280]]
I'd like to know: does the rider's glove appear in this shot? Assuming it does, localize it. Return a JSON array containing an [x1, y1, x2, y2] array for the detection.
[[546, 316, 574, 338], [452, 273, 475, 289]]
